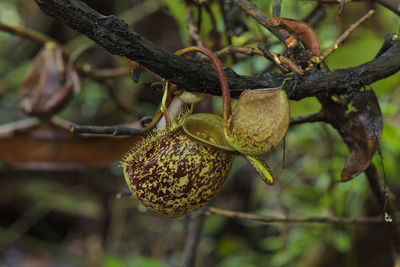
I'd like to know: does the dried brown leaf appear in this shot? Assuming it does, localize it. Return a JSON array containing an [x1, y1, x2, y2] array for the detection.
[[0, 118, 143, 170], [322, 90, 382, 181], [339, 91, 382, 181], [266, 17, 321, 56], [18, 42, 82, 116]]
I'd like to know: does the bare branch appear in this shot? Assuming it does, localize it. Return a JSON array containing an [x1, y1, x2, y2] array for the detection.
[[114, 189, 397, 225], [304, 3, 326, 26], [216, 46, 264, 57], [290, 111, 326, 126], [232, 0, 294, 45], [204, 207, 397, 225], [0, 21, 132, 83], [338, 0, 346, 17], [273, 0, 282, 18], [319, 10, 375, 61], [279, 55, 305, 74], [90, 67, 131, 79], [258, 46, 290, 73], [0, 21, 54, 44], [70, 124, 146, 136], [310, 0, 400, 16], [187, 5, 203, 47], [378, 0, 400, 16], [33, 0, 400, 100]]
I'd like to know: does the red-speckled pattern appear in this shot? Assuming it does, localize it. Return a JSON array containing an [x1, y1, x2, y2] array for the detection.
[[123, 128, 234, 218]]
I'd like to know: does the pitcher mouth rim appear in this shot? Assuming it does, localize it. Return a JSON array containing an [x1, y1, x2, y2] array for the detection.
[[182, 113, 236, 152]]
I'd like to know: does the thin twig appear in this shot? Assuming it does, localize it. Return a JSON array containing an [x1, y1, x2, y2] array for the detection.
[[259, 45, 304, 74], [279, 55, 305, 74], [218, 1, 235, 60], [216, 45, 264, 57], [0, 20, 146, 114], [378, 0, 400, 16], [0, 21, 54, 44], [232, 0, 294, 46], [69, 125, 146, 136], [204, 3, 218, 33], [92, 68, 131, 79], [0, 21, 75, 61], [116, 189, 395, 225], [338, 0, 346, 17], [232, 0, 270, 26], [196, 4, 203, 41], [304, 3, 326, 27], [365, 164, 400, 253], [319, 9, 375, 61], [290, 111, 326, 126], [187, 5, 203, 47], [204, 207, 397, 225], [204, 3, 222, 49], [273, 0, 282, 17], [0, 21, 130, 82], [182, 213, 204, 267], [309, 0, 400, 16], [257, 46, 290, 73]]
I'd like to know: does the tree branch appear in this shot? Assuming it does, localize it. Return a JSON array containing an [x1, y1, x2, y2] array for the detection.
[[232, 0, 292, 44], [311, 0, 400, 16], [0, 21, 55, 44], [0, 21, 132, 83], [319, 10, 375, 61], [273, 0, 282, 17], [70, 124, 146, 136], [112, 189, 398, 225], [204, 207, 396, 225], [34, 0, 400, 100], [290, 111, 326, 126]]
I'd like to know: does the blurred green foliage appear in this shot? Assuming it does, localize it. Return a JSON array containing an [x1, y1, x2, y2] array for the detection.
[[104, 254, 168, 267]]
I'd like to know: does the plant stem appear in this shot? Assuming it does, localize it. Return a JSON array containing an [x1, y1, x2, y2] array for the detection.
[[175, 46, 232, 127], [182, 213, 204, 267]]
